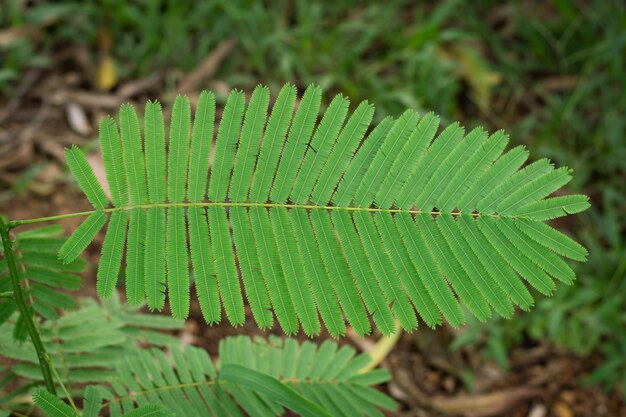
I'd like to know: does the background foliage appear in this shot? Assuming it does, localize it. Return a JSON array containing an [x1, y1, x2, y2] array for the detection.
[[1, 0, 625, 408]]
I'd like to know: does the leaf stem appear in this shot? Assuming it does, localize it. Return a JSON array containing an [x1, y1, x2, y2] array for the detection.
[[0, 217, 57, 394], [7, 202, 498, 229], [7, 210, 96, 229], [45, 354, 79, 413], [359, 326, 403, 373]]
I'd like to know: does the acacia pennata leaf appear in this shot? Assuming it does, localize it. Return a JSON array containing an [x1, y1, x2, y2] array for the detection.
[[63, 83, 590, 336]]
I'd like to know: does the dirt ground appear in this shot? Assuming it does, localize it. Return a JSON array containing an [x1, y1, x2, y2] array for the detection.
[[1, 64, 625, 417]]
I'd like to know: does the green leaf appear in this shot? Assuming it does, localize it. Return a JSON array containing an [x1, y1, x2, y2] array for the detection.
[[119, 104, 148, 205], [188, 207, 220, 324], [70, 84, 589, 336], [99, 117, 128, 206], [209, 90, 245, 202], [289, 209, 345, 337], [355, 110, 419, 207], [58, 211, 106, 264], [145, 207, 166, 310], [82, 386, 103, 417], [73, 336, 393, 417], [270, 207, 320, 336], [168, 95, 191, 203], [312, 100, 374, 205], [270, 84, 322, 202], [458, 144, 527, 212], [354, 211, 417, 331], [221, 364, 331, 417], [516, 220, 588, 261], [33, 389, 79, 417], [120, 404, 169, 417], [516, 194, 590, 221], [144, 100, 166, 203], [291, 93, 349, 204], [250, 206, 296, 334], [187, 91, 215, 202], [209, 207, 244, 325], [167, 206, 189, 319], [126, 208, 147, 305], [97, 211, 128, 298], [230, 85, 270, 201], [64, 146, 108, 209], [376, 112, 439, 209]]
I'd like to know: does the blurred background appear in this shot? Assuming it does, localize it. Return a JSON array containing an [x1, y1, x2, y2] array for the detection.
[[1, 1, 625, 415]]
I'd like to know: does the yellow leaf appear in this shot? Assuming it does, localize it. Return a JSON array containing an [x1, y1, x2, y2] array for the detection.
[[95, 55, 117, 91]]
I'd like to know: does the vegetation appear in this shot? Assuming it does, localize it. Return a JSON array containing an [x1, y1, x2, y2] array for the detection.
[[1, 83, 588, 415], [1, 0, 624, 410]]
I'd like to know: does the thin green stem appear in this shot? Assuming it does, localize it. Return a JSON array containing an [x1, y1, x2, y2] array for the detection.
[[7, 210, 95, 229], [7, 201, 505, 229], [0, 217, 56, 394], [45, 354, 78, 413]]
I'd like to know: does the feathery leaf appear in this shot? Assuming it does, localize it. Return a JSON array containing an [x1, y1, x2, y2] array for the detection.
[[270, 207, 320, 336], [187, 91, 215, 202], [458, 144, 528, 212], [230, 206, 271, 328], [292, 94, 350, 204], [354, 110, 419, 207], [119, 104, 148, 205], [99, 117, 128, 206], [80, 335, 394, 417], [290, 209, 345, 337], [167, 207, 189, 319], [126, 208, 147, 305], [312, 100, 374, 204], [168, 95, 191, 203], [249, 83, 297, 201], [334, 115, 393, 207], [353, 211, 417, 331], [144, 100, 166, 203], [376, 112, 439, 209], [516, 220, 588, 261], [516, 194, 590, 221], [375, 213, 440, 328], [33, 389, 78, 417], [59, 211, 106, 264], [209, 207, 244, 325], [250, 206, 297, 334], [209, 90, 245, 202], [64, 84, 589, 336], [477, 158, 553, 213], [97, 211, 128, 298], [416, 126, 487, 211], [64, 146, 108, 209], [188, 207, 220, 324], [271, 85, 322, 202], [397, 122, 464, 210], [230, 85, 270, 201], [438, 130, 508, 212], [145, 207, 166, 310]]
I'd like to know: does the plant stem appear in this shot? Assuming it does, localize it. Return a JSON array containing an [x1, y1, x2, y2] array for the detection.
[[360, 325, 403, 373], [7, 202, 496, 228], [45, 354, 78, 413], [7, 210, 96, 228], [0, 217, 56, 394]]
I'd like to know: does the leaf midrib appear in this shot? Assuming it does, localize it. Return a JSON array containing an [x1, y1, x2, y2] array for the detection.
[[102, 377, 355, 408], [91, 201, 523, 219]]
